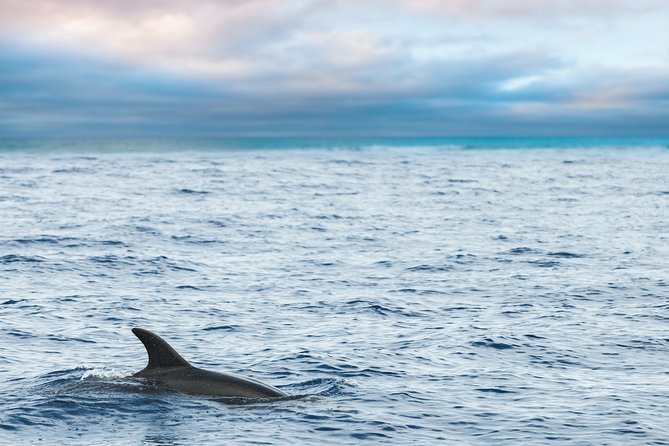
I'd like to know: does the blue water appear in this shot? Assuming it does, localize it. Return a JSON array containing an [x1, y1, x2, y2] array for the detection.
[[1, 139, 668, 445]]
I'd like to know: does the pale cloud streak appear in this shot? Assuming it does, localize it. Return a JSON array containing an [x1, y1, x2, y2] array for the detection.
[[399, 0, 668, 19], [0, 0, 305, 77]]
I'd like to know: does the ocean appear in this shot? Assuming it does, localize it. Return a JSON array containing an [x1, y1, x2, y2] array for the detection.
[[1, 138, 668, 445]]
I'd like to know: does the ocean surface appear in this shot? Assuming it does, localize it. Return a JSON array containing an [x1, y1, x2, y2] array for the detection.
[[1, 138, 668, 445]]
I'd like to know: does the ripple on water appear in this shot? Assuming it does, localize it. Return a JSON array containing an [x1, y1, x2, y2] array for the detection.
[[1, 147, 669, 445], [1, 255, 45, 264]]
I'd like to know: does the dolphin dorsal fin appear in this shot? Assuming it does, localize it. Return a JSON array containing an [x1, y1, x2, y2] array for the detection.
[[133, 328, 191, 372]]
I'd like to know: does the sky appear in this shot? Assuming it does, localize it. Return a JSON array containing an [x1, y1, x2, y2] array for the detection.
[[0, 0, 668, 137]]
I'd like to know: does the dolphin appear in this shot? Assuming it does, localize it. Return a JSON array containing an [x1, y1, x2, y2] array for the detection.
[[131, 328, 288, 399]]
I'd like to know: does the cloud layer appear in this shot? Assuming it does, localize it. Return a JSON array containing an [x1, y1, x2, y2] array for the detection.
[[1, 0, 668, 136]]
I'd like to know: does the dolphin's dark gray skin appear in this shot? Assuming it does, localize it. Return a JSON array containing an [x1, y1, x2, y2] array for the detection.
[[132, 328, 288, 398]]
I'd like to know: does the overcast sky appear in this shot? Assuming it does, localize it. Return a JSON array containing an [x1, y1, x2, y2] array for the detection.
[[1, 0, 668, 137]]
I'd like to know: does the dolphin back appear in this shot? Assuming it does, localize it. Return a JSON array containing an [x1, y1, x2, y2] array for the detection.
[[132, 328, 191, 375], [165, 367, 289, 398], [131, 328, 288, 398]]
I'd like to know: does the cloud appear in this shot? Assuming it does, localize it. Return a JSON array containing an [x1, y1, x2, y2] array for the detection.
[[0, 1, 322, 85], [399, 0, 669, 19], [0, 0, 667, 136], [2, 33, 666, 138]]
